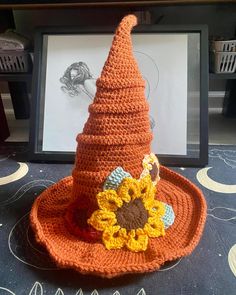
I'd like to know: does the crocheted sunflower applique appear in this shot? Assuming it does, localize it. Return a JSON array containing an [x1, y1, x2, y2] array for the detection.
[[88, 172, 166, 252], [140, 153, 160, 185]]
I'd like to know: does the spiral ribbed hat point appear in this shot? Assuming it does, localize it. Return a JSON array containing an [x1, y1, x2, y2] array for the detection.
[[71, 14, 152, 212]]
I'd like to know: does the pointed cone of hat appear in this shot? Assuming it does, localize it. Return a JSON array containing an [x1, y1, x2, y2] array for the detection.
[[66, 15, 153, 240]]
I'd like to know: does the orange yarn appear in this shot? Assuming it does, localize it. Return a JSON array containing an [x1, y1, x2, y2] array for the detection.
[[30, 166, 206, 278], [30, 14, 207, 278], [68, 15, 152, 239]]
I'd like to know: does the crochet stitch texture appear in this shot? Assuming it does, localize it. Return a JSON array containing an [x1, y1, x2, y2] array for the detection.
[[68, 15, 152, 239], [30, 14, 207, 278]]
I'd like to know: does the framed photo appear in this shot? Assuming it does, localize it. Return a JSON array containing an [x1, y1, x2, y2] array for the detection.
[[29, 24, 208, 166]]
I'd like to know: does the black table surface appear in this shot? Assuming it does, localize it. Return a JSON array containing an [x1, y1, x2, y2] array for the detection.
[[0, 144, 236, 295]]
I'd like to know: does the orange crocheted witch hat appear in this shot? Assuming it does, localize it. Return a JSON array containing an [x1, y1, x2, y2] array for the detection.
[[30, 15, 207, 278]]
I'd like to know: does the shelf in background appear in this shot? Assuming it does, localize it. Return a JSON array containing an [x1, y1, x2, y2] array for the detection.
[[0, 73, 32, 82], [210, 73, 236, 80]]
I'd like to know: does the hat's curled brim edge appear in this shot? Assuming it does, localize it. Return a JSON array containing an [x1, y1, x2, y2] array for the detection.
[[30, 166, 207, 278]]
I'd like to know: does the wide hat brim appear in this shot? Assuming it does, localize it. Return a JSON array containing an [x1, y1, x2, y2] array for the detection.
[[30, 166, 207, 278]]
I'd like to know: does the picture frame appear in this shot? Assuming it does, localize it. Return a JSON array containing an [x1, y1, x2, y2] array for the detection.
[[29, 24, 208, 166], [0, 0, 228, 9]]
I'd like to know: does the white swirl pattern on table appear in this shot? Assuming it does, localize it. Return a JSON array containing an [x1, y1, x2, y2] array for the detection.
[[0, 287, 15, 295], [0, 179, 55, 206], [208, 207, 236, 222], [209, 149, 236, 168], [8, 213, 58, 270], [197, 149, 236, 280], [228, 244, 236, 278], [197, 167, 236, 194], [0, 162, 28, 186], [28, 282, 148, 295]]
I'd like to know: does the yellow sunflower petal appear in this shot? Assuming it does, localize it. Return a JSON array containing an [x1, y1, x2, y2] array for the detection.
[[117, 177, 140, 202], [140, 168, 149, 179], [102, 226, 127, 250], [87, 210, 116, 231], [143, 197, 155, 211], [126, 229, 149, 252], [144, 217, 165, 238], [97, 190, 123, 211], [147, 200, 166, 218], [143, 153, 156, 170], [143, 162, 152, 170], [139, 175, 156, 202]]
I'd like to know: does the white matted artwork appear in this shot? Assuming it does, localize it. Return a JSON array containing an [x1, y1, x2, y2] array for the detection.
[[42, 34, 188, 155]]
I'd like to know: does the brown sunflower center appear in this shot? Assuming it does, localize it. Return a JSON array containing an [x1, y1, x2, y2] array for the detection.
[[150, 162, 158, 181], [116, 198, 148, 230]]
